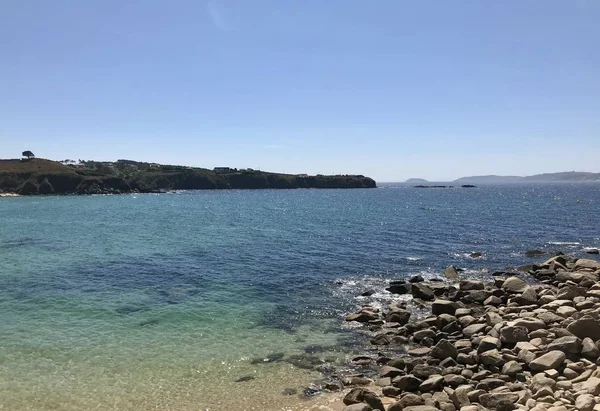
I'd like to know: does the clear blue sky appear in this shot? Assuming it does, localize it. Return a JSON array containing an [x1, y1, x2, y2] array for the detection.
[[1, 1, 598, 181]]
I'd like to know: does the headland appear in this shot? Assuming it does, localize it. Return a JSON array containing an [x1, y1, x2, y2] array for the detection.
[[0, 158, 376, 195]]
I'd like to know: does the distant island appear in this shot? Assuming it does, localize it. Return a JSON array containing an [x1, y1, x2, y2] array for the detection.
[[0, 157, 376, 195], [405, 171, 600, 185], [404, 178, 429, 184]]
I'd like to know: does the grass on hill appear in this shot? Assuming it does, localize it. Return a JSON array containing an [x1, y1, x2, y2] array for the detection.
[[0, 158, 75, 173]]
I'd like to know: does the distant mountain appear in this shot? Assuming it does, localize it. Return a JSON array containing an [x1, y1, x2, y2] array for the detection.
[[404, 178, 429, 184], [454, 172, 600, 184]]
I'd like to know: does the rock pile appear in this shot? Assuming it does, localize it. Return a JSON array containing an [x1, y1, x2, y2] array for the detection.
[[342, 255, 600, 411]]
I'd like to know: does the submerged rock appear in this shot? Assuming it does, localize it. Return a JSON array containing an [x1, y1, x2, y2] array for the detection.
[[286, 354, 324, 370], [525, 249, 546, 257]]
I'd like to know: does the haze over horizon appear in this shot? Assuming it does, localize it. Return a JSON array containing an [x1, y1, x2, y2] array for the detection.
[[1, 1, 599, 182]]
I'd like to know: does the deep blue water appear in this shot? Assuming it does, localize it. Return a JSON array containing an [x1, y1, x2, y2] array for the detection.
[[0, 184, 599, 410]]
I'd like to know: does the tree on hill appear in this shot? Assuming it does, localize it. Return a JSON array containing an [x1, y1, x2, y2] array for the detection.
[[22, 150, 35, 159]]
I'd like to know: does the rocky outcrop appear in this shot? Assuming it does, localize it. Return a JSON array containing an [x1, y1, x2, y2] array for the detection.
[[341, 254, 600, 411]]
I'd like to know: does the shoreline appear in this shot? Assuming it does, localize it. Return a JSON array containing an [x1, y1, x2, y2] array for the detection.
[[312, 253, 600, 411], [0, 186, 377, 197]]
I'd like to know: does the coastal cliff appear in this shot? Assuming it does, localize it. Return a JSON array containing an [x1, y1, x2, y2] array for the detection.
[[0, 159, 376, 195]]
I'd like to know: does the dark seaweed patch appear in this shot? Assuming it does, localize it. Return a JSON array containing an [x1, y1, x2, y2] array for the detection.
[[138, 318, 159, 327], [234, 375, 255, 382], [116, 305, 149, 315], [0, 237, 40, 249], [285, 354, 325, 370], [250, 352, 285, 365]]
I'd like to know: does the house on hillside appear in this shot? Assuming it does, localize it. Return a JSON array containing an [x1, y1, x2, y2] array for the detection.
[[214, 167, 234, 174]]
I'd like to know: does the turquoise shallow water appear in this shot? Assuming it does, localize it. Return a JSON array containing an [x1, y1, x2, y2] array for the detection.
[[1, 185, 599, 410]]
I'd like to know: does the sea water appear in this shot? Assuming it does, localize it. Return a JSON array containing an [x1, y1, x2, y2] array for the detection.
[[1, 185, 599, 410]]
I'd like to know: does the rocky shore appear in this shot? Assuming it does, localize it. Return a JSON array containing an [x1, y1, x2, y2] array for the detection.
[[334, 254, 600, 411]]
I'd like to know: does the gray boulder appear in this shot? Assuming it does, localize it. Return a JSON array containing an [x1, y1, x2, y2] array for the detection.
[[431, 339, 458, 359], [547, 336, 582, 354], [412, 364, 443, 379], [479, 349, 505, 367], [460, 279, 485, 291], [582, 377, 600, 395], [385, 308, 411, 325], [444, 266, 460, 282], [499, 325, 529, 343], [575, 394, 595, 411], [566, 316, 600, 341], [346, 311, 379, 322], [412, 283, 435, 300], [432, 299, 459, 316], [379, 366, 404, 379], [462, 323, 487, 337], [502, 276, 529, 293], [513, 286, 538, 305], [387, 402, 403, 411], [581, 337, 600, 360], [392, 374, 423, 392], [575, 258, 600, 270], [467, 289, 492, 303], [413, 329, 436, 342], [501, 360, 522, 376], [344, 404, 373, 411], [436, 314, 457, 330], [451, 384, 473, 408], [343, 388, 385, 411], [478, 336, 501, 353], [387, 281, 411, 295], [419, 375, 444, 392], [397, 393, 425, 408], [484, 295, 502, 306], [511, 318, 546, 332], [529, 350, 566, 372], [382, 386, 402, 397], [486, 312, 503, 326], [479, 393, 519, 410]]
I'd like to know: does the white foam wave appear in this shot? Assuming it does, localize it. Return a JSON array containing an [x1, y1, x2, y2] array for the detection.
[[449, 252, 487, 260]]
